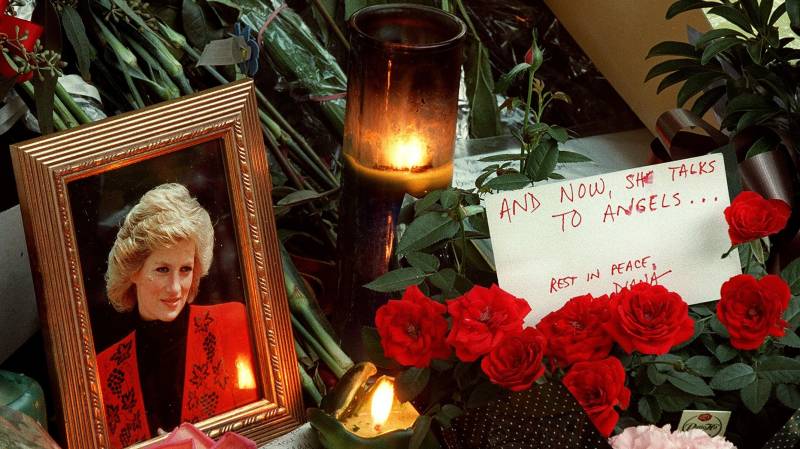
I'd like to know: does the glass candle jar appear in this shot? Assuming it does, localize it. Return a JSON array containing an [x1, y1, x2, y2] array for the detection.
[[336, 4, 466, 356]]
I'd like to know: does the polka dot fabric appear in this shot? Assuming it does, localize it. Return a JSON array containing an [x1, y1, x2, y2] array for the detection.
[[441, 381, 611, 449], [762, 410, 800, 449]]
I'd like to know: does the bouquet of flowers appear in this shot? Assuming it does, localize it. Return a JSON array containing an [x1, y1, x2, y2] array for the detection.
[[365, 188, 799, 448]]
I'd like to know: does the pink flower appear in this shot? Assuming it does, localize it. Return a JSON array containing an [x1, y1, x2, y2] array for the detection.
[[609, 425, 736, 449]]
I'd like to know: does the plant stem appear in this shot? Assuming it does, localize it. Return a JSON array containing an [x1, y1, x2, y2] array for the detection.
[[311, 0, 350, 52], [52, 94, 79, 128], [55, 83, 93, 124], [297, 362, 323, 406], [19, 81, 69, 130], [291, 314, 346, 378], [521, 60, 536, 172], [454, 0, 479, 39], [261, 124, 308, 190]]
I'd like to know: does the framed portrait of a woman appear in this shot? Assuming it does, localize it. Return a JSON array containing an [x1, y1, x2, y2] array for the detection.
[[10, 80, 303, 448]]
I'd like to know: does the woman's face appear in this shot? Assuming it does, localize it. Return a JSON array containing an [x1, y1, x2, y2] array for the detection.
[[131, 239, 195, 322]]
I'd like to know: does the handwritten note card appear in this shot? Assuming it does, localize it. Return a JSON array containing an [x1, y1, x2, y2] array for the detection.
[[485, 154, 741, 325]]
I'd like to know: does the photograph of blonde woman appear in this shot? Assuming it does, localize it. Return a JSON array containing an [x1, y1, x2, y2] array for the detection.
[[67, 141, 260, 448]]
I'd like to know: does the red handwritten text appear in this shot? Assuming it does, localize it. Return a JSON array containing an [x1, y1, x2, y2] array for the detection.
[[550, 275, 578, 294], [498, 191, 541, 224], [602, 193, 681, 223], [552, 209, 583, 232], [610, 256, 652, 276], [625, 170, 654, 189], [668, 160, 716, 181], [560, 178, 607, 204]]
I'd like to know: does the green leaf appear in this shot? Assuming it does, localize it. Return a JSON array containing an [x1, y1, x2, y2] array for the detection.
[[726, 93, 775, 114], [666, 1, 723, 19], [695, 28, 745, 48], [483, 173, 531, 191], [465, 42, 502, 138], [361, 326, 401, 370], [691, 86, 726, 117], [757, 356, 800, 383], [750, 239, 766, 265], [546, 126, 570, 143], [655, 385, 694, 411], [770, 3, 787, 26], [460, 205, 485, 219], [415, 190, 442, 217], [549, 173, 565, 180], [409, 415, 432, 449], [638, 395, 662, 423], [647, 41, 699, 58], [478, 153, 525, 162], [657, 68, 705, 94], [715, 344, 738, 363], [405, 252, 440, 274], [759, 0, 774, 26], [429, 268, 472, 298], [707, 6, 754, 33], [739, 0, 763, 28], [467, 382, 505, 408], [776, 383, 800, 408], [397, 212, 460, 254], [276, 189, 324, 206], [745, 135, 778, 159], [786, 325, 800, 351], [495, 62, 531, 94], [747, 39, 764, 64], [556, 151, 591, 165], [666, 371, 714, 396], [440, 189, 460, 209], [647, 365, 668, 385], [701, 37, 743, 65], [711, 363, 755, 391], [782, 257, 800, 296], [435, 404, 464, 428], [677, 72, 724, 107], [687, 356, 719, 377], [787, 0, 800, 34], [785, 296, 800, 330], [182, 0, 211, 48], [710, 316, 731, 338], [396, 367, 430, 403], [61, 5, 96, 79], [526, 139, 559, 182], [645, 58, 702, 82], [740, 377, 771, 414], [363, 267, 427, 293]]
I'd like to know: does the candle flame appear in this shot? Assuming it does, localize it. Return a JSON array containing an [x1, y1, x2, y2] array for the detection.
[[370, 379, 394, 426], [388, 134, 428, 170], [236, 355, 256, 390]]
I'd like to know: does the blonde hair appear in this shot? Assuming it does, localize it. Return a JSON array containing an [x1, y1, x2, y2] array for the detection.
[[105, 183, 214, 312]]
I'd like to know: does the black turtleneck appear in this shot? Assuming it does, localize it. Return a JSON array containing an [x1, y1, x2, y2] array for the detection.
[[135, 305, 190, 435]]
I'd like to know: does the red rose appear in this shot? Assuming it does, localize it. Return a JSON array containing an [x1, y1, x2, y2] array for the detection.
[[563, 357, 630, 438], [717, 274, 791, 350], [524, 48, 533, 64], [724, 191, 791, 245], [480, 327, 546, 392], [446, 284, 531, 362], [537, 294, 613, 368], [604, 283, 694, 355], [375, 285, 450, 368]]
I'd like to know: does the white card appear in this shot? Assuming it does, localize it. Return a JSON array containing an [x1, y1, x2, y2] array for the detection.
[[678, 410, 731, 437], [485, 153, 741, 325]]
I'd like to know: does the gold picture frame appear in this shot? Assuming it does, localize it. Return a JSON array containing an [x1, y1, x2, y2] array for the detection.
[[10, 79, 303, 448]]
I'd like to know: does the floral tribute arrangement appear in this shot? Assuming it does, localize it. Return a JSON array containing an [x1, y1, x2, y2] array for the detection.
[[365, 184, 799, 449]]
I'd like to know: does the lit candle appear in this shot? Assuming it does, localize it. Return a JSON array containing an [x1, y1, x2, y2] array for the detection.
[[340, 376, 419, 438], [336, 4, 466, 357], [308, 366, 421, 449]]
